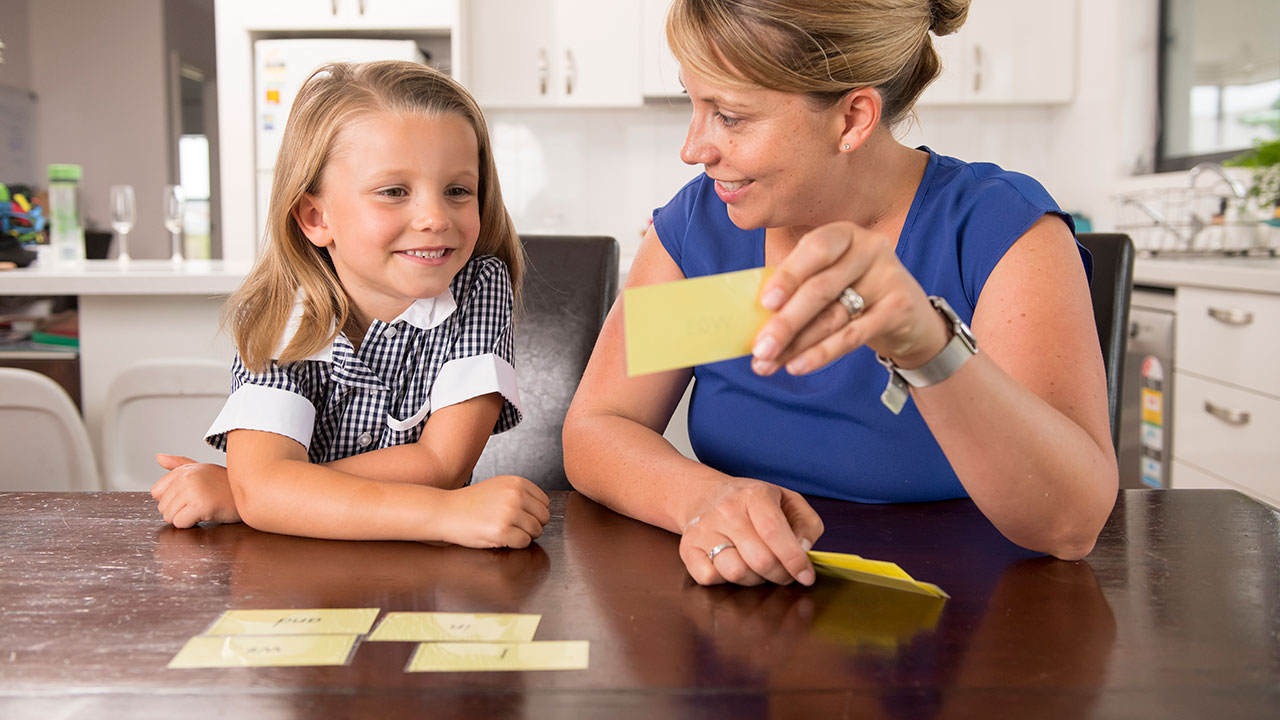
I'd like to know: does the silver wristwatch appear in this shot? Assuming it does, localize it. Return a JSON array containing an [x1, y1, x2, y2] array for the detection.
[[876, 295, 978, 414]]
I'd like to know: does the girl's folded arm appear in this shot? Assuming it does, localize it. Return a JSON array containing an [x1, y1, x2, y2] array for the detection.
[[321, 392, 503, 489]]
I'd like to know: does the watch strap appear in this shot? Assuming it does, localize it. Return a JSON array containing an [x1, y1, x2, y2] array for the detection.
[[876, 296, 978, 413]]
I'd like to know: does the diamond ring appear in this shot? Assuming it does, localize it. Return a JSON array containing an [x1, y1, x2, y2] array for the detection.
[[707, 542, 735, 562], [838, 287, 865, 319]]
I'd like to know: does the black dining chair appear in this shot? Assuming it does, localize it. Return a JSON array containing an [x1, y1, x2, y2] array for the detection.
[[1076, 232, 1135, 452], [472, 234, 619, 490]]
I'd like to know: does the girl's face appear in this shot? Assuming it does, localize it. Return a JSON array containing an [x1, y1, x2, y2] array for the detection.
[[679, 71, 846, 232], [298, 111, 482, 326]]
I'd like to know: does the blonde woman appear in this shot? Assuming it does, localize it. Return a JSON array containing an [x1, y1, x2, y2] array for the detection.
[[565, 0, 1117, 585], [151, 61, 549, 547]]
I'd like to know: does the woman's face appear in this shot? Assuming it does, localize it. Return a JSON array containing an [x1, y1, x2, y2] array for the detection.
[[679, 71, 847, 232]]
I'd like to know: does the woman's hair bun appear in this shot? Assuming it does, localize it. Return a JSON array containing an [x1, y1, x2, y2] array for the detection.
[[929, 0, 970, 37]]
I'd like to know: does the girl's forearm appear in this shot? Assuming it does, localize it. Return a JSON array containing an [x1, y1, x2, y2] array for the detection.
[[230, 459, 453, 541], [324, 443, 469, 489]]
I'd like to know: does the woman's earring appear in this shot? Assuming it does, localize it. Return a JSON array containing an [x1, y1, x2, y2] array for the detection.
[[842, 144, 851, 151]]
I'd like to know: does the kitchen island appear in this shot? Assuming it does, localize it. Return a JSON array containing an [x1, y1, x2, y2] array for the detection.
[[0, 259, 250, 477]]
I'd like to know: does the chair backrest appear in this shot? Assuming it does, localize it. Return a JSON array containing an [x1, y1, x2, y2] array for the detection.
[[473, 234, 619, 490], [1076, 232, 1135, 451], [0, 368, 100, 491], [101, 358, 230, 491]]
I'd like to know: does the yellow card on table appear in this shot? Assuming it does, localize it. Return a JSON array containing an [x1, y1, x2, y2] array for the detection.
[[168, 634, 359, 668], [204, 608, 380, 636], [807, 550, 949, 599], [406, 641, 590, 672], [368, 612, 541, 642], [623, 267, 773, 376]]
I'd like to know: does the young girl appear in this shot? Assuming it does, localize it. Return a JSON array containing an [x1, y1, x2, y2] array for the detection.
[[150, 61, 550, 548]]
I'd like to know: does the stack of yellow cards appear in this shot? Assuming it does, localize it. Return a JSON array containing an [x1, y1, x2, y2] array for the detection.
[[367, 612, 589, 672], [168, 608, 378, 668], [624, 267, 773, 376], [807, 550, 949, 599]]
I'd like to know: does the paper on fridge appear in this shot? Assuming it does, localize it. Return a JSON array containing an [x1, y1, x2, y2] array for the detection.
[[623, 267, 774, 376]]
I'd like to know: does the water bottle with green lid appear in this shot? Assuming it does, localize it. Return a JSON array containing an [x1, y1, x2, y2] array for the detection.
[[48, 163, 86, 263]]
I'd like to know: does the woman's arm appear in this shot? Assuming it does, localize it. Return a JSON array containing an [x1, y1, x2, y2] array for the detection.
[[323, 393, 503, 488], [564, 226, 823, 586], [226, 426, 549, 547], [753, 215, 1116, 559]]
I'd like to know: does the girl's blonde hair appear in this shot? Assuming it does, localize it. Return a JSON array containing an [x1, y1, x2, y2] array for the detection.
[[228, 60, 523, 371], [667, 0, 970, 127]]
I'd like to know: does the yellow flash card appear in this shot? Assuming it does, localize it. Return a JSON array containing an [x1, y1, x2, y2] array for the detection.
[[406, 641, 590, 672], [203, 608, 380, 636], [807, 550, 949, 598], [368, 612, 541, 642], [168, 634, 358, 668], [623, 267, 773, 376]]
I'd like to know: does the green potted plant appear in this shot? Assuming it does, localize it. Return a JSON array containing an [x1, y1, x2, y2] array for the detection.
[[1226, 107, 1280, 224]]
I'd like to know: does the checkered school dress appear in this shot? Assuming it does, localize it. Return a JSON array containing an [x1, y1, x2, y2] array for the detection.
[[205, 255, 521, 463]]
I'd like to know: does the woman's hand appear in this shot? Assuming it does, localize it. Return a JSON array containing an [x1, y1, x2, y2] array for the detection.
[[678, 478, 824, 586], [750, 221, 950, 376], [438, 475, 552, 549], [150, 453, 241, 528]]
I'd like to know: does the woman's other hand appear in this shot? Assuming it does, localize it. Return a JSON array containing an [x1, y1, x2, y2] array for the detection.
[[151, 453, 241, 528], [678, 478, 824, 586], [751, 221, 949, 376]]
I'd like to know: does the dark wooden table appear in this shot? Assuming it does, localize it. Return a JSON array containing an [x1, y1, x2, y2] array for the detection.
[[1, 489, 1277, 719]]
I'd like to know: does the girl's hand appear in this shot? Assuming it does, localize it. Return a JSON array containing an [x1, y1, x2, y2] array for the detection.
[[150, 453, 241, 528], [678, 478, 824, 587], [439, 475, 551, 549], [750, 221, 951, 376]]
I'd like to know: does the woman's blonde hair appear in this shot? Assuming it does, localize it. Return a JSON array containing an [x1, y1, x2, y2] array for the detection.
[[667, 0, 969, 127], [227, 60, 523, 371]]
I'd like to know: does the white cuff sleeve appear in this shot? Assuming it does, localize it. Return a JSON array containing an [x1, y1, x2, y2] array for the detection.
[[205, 384, 318, 450], [430, 353, 521, 416]]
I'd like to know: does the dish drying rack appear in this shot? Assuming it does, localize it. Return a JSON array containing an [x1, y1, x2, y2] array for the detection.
[[1113, 164, 1278, 257]]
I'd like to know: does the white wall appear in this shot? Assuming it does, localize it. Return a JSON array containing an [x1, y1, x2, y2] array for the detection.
[[29, 0, 172, 258], [488, 0, 1162, 274]]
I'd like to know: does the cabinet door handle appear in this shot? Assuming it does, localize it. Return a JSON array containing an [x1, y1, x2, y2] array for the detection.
[[1207, 306, 1254, 325], [358, 0, 365, 15], [565, 50, 576, 95], [1204, 400, 1251, 426], [973, 45, 982, 93], [538, 48, 548, 95], [331, 0, 339, 16]]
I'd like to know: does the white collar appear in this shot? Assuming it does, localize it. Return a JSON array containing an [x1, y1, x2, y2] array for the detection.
[[272, 290, 457, 362]]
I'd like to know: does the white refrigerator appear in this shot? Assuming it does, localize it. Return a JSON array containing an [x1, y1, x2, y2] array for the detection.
[[253, 38, 426, 242]]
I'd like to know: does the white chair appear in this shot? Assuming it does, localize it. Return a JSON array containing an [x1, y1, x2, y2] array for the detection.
[[101, 358, 229, 491], [0, 368, 101, 491]]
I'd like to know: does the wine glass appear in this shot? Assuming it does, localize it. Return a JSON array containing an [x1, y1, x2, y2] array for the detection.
[[108, 185, 136, 262], [163, 184, 186, 262]]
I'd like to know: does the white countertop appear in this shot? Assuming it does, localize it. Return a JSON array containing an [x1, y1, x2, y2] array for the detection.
[[1134, 254, 1280, 295], [0, 259, 252, 295]]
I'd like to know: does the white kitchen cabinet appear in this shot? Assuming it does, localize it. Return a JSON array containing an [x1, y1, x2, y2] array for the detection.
[[243, 0, 456, 30], [641, 0, 683, 98], [920, 0, 1076, 105], [1171, 286, 1280, 508], [465, 0, 643, 107]]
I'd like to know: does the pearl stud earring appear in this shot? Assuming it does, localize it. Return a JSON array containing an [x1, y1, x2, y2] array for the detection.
[[842, 144, 851, 150]]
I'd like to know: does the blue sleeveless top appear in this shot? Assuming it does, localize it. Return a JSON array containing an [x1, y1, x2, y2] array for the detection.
[[652, 147, 1086, 503]]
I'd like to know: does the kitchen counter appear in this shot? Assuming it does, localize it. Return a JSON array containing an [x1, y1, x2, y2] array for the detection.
[[1, 260, 248, 479], [1134, 254, 1280, 294], [0, 259, 252, 295]]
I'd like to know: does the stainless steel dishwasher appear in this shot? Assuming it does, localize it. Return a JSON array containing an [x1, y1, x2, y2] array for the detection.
[[1117, 286, 1176, 489]]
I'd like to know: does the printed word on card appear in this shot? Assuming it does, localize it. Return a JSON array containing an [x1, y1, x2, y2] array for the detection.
[[368, 612, 541, 642]]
